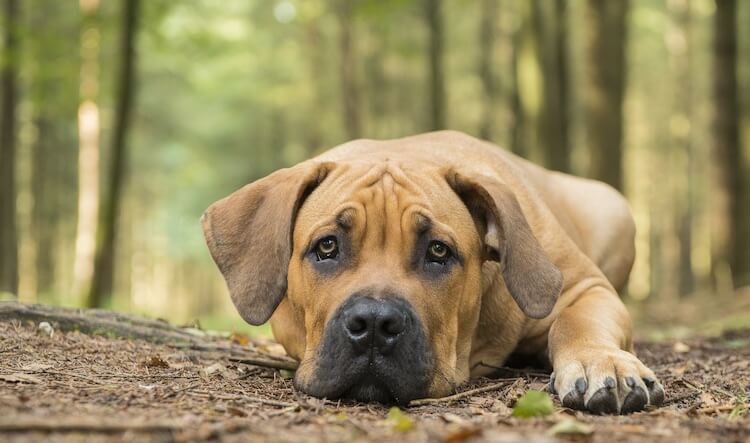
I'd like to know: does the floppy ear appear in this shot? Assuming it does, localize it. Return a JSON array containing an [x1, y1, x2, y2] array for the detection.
[[447, 171, 563, 319], [201, 162, 333, 325]]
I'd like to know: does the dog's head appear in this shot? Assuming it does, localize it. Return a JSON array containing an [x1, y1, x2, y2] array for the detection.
[[202, 158, 562, 404]]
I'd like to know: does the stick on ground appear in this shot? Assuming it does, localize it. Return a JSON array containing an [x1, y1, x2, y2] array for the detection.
[[408, 379, 519, 407]]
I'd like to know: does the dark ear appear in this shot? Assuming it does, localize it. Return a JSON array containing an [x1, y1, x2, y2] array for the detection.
[[201, 162, 333, 325], [447, 171, 563, 319]]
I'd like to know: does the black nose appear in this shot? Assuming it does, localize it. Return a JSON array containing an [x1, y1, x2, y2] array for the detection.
[[342, 297, 408, 354]]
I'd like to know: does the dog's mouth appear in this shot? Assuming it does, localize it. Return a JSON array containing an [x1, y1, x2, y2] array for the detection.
[[341, 371, 398, 404], [298, 353, 424, 405]]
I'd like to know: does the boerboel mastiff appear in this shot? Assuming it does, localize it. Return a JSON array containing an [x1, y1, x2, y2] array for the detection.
[[202, 131, 665, 414]]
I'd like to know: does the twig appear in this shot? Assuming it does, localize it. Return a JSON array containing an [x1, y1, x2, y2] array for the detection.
[[0, 417, 180, 433], [228, 356, 298, 371], [408, 379, 518, 407], [161, 381, 203, 399], [474, 362, 550, 379]]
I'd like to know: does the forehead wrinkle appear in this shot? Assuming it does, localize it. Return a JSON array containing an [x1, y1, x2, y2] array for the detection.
[[405, 206, 461, 250], [335, 207, 355, 230]]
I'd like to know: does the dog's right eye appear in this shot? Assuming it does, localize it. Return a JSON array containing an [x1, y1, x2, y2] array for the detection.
[[315, 236, 339, 261]]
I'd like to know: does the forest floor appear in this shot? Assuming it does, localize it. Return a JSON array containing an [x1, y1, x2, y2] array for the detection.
[[0, 303, 749, 443]]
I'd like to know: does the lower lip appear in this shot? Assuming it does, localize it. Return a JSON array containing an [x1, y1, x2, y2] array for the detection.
[[343, 374, 396, 403]]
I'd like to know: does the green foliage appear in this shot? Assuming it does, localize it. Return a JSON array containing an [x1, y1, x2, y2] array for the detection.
[[6, 0, 750, 328], [386, 407, 414, 432], [512, 390, 555, 418]]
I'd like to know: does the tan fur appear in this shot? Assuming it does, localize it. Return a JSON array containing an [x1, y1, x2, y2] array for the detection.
[[203, 131, 660, 411]]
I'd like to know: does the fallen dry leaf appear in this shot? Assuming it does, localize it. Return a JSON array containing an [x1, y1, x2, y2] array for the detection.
[[226, 406, 247, 417], [141, 355, 170, 369], [443, 427, 482, 443], [441, 413, 469, 425], [230, 332, 250, 346], [201, 363, 239, 380], [546, 418, 594, 436], [490, 399, 513, 416]]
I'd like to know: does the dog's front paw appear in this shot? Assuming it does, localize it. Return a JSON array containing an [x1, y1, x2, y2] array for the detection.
[[550, 347, 664, 414]]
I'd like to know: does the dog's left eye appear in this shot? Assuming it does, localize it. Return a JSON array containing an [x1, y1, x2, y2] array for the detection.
[[426, 241, 451, 264], [315, 236, 339, 261]]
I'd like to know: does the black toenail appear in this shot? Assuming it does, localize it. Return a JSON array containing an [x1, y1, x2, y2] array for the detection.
[[563, 390, 585, 410], [648, 383, 665, 406], [586, 387, 619, 414], [604, 376, 616, 389], [575, 377, 587, 394], [643, 377, 655, 387], [621, 386, 648, 413]]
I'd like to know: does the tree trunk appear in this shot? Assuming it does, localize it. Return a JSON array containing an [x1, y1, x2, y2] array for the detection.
[[670, 0, 695, 296], [337, 0, 361, 139], [304, 14, 324, 154], [0, 0, 19, 296], [478, 0, 497, 141], [710, 0, 746, 288], [540, 0, 570, 173], [72, 0, 101, 300], [30, 117, 55, 295], [510, 11, 526, 158], [425, 0, 445, 130], [584, 0, 628, 191], [88, 0, 140, 308]]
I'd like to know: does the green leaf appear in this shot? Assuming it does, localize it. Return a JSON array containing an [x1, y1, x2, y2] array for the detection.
[[387, 407, 414, 432], [512, 390, 554, 418], [546, 418, 594, 436]]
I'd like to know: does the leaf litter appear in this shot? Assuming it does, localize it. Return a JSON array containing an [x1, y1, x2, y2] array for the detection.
[[0, 320, 748, 442]]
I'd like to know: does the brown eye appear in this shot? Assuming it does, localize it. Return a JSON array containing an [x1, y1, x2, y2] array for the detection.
[[316, 237, 338, 260], [426, 241, 450, 263]]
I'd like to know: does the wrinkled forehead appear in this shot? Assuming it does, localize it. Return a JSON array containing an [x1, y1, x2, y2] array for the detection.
[[294, 161, 476, 244]]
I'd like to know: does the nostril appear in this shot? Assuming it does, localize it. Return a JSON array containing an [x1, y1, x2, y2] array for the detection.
[[345, 315, 368, 336], [379, 314, 405, 337]]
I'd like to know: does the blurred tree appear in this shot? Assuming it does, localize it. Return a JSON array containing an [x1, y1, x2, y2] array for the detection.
[[72, 0, 102, 300], [478, 0, 497, 141], [670, 0, 695, 296], [303, 3, 324, 153], [337, 0, 362, 139], [584, 0, 628, 191], [538, 0, 570, 172], [711, 0, 748, 288], [0, 0, 18, 296], [510, 4, 525, 158], [88, 0, 140, 308], [27, 2, 80, 300], [424, 0, 445, 130], [514, 1, 540, 159]]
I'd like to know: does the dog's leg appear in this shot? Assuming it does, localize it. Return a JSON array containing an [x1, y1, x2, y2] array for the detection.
[[547, 286, 665, 414]]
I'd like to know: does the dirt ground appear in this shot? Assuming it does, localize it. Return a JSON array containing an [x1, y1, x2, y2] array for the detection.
[[1, 316, 749, 443]]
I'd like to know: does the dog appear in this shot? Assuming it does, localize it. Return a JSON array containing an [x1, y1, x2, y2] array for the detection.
[[202, 131, 665, 414]]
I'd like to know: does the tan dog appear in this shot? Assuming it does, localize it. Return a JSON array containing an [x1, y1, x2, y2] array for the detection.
[[202, 131, 664, 414]]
